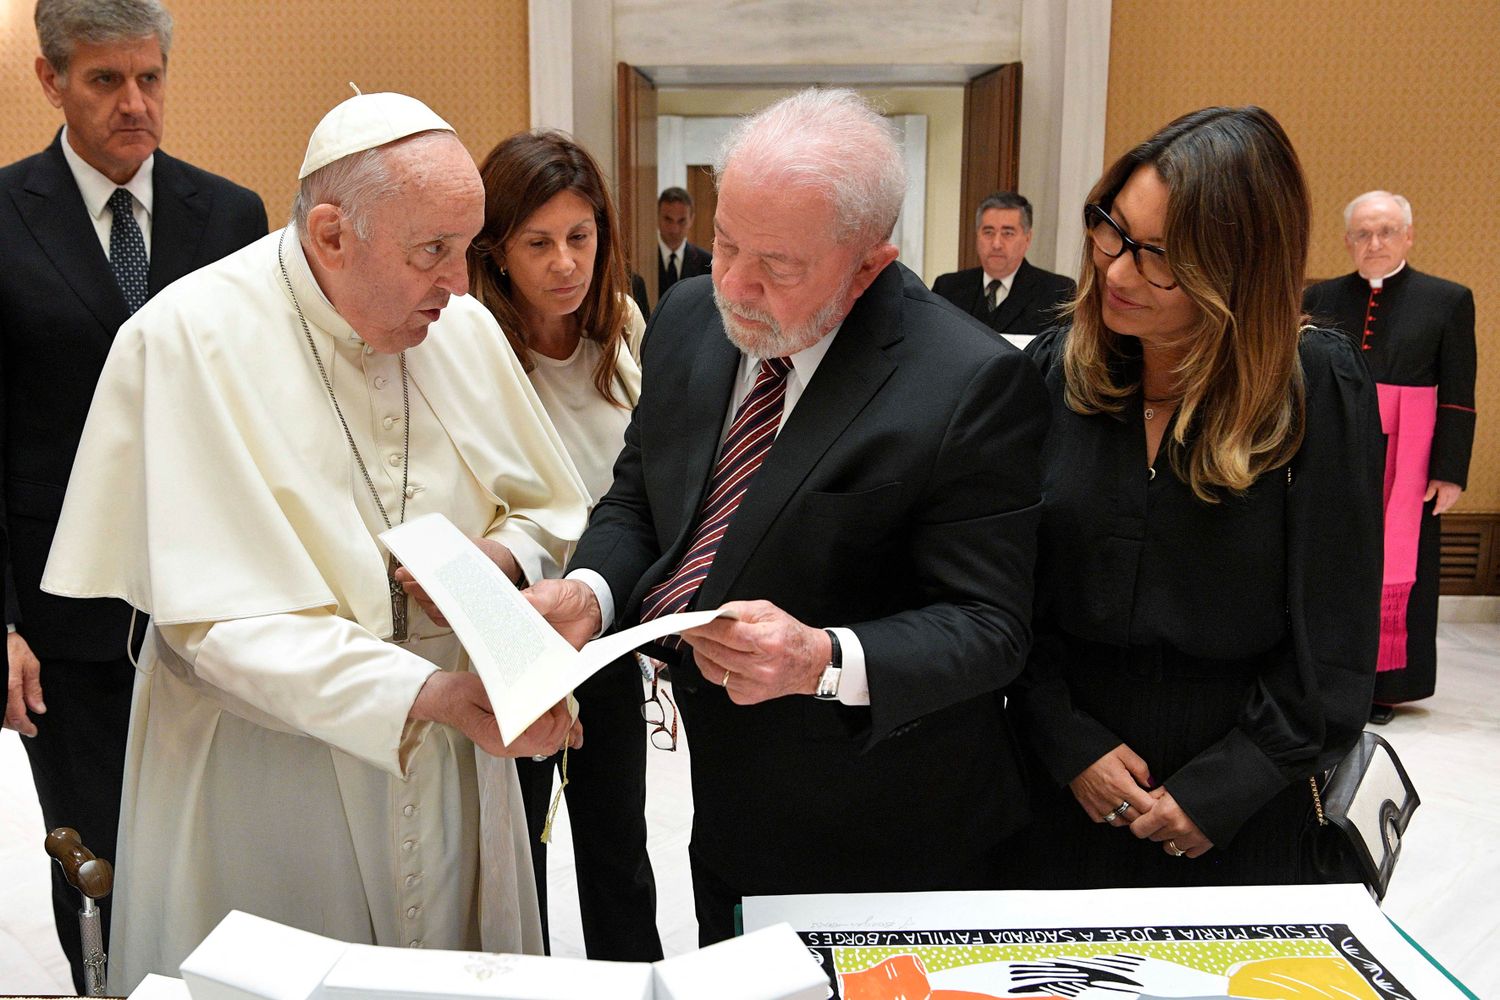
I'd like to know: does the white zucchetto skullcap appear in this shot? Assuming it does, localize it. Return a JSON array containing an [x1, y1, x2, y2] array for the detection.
[[298, 91, 454, 180]]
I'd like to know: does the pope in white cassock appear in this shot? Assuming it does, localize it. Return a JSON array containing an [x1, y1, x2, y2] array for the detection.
[[40, 93, 591, 992]]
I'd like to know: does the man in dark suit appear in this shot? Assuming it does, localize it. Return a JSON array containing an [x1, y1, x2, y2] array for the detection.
[[932, 191, 1075, 343], [1, 1, 266, 988], [656, 185, 711, 305], [1303, 190, 1476, 722], [528, 89, 1047, 945]]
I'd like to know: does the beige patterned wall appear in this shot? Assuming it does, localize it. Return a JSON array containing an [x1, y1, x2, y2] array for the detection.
[[2, 0, 530, 226], [1107, 0, 1499, 512]]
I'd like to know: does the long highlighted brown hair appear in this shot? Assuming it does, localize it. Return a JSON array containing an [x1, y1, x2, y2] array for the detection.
[[468, 129, 632, 405], [1064, 106, 1308, 501]]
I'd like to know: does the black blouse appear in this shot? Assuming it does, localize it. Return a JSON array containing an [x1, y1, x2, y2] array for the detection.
[[1016, 327, 1384, 844]]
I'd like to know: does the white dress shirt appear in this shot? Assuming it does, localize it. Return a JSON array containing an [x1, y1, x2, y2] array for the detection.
[[60, 125, 154, 258], [571, 325, 873, 705]]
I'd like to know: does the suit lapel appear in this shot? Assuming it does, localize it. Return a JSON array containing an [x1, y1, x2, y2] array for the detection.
[[147, 153, 210, 294], [669, 318, 742, 539], [697, 264, 902, 607], [990, 260, 1035, 332], [14, 134, 129, 337]]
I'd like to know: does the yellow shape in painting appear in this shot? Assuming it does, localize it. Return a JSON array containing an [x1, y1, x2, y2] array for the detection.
[[1228, 956, 1380, 1000]]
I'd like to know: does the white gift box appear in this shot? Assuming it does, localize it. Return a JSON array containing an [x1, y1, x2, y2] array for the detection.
[[319, 943, 653, 1000], [128, 974, 193, 1000], [178, 911, 348, 1000], [651, 923, 826, 1000]]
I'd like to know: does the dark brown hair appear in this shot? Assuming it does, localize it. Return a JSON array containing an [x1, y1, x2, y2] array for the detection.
[[469, 130, 631, 405], [1064, 106, 1309, 501]]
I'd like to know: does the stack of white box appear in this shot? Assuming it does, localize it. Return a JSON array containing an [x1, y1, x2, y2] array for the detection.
[[134, 911, 826, 1000]]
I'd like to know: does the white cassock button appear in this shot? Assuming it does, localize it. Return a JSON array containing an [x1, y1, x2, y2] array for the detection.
[[402, 804, 416, 817], [383, 416, 396, 429], [374, 375, 389, 390], [406, 906, 418, 919], [389, 454, 402, 467], [402, 839, 415, 852], [405, 873, 420, 887], [405, 485, 418, 499], [408, 940, 421, 948], [364, 345, 374, 356]]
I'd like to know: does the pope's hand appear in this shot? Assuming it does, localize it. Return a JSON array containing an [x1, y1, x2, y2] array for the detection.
[[395, 537, 521, 628], [4, 632, 45, 737], [408, 671, 581, 758], [524, 578, 602, 650], [1425, 479, 1463, 516], [682, 600, 828, 705]]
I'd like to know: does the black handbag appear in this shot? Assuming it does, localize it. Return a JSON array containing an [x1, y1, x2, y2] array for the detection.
[[1306, 731, 1420, 900]]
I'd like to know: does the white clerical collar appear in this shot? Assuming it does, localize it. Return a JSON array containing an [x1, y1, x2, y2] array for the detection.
[[982, 264, 1021, 289], [1367, 260, 1407, 290], [60, 125, 154, 223], [277, 227, 362, 344], [659, 237, 687, 263]]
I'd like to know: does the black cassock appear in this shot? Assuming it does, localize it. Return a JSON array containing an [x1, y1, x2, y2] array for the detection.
[[1009, 329, 1381, 887], [1304, 265, 1476, 702]]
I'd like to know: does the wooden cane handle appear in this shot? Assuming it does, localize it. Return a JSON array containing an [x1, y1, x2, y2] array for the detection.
[[45, 827, 114, 900]]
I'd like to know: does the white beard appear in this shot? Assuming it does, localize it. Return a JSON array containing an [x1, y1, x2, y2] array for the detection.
[[712, 273, 853, 359]]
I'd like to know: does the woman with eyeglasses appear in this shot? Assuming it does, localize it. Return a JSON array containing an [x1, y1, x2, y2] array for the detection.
[[466, 130, 662, 959], [1011, 107, 1384, 887]]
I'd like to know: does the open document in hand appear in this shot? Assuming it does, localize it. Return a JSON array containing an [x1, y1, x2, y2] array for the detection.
[[381, 513, 732, 745]]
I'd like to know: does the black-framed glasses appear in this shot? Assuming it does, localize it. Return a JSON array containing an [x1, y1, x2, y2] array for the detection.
[[637, 653, 679, 751], [1084, 203, 1178, 290]]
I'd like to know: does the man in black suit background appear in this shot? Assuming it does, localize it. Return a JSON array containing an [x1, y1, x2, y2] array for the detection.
[[1, 0, 266, 988], [656, 185, 711, 305], [527, 89, 1047, 944], [932, 191, 1075, 344]]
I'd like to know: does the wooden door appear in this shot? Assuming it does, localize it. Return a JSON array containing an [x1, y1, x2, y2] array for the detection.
[[616, 62, 658, 297], [686, 164, 716, 252], [958, 63, 1022, 271]]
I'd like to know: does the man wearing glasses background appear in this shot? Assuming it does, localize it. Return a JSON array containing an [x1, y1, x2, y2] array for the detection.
[[1303, 191, 1476, 723]]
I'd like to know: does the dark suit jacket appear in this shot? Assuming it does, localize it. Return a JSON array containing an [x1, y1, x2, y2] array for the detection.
[[656, 240, 711, 302], [629, 271, 651, 322], [932, 259, 1075, 339], [570, 264, 1048, 896], [1, 130, 267, 661]]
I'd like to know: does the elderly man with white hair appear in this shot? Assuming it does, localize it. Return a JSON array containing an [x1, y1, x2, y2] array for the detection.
[[41, 92, 590, 991], [525, 88, 1048, 943], [1304, 190, 1476, 722]]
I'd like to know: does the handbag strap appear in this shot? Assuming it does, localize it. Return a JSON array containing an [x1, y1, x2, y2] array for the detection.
[[1309, 775, 1328, 826]]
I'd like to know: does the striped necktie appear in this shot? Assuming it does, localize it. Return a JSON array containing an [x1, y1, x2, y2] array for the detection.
[[108, 187, 149, 315], [986, 278, 1003, 313], [639, 355, 794, 627]]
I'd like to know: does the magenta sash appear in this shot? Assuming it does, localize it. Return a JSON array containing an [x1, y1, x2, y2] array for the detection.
[[1376, 383, 1437, 672]]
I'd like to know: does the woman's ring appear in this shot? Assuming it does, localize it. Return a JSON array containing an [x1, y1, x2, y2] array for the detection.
[[1115, 799, 1130, 817], [1167, 839, 1186, 857], [531, 754, 550, 762], [1102, 806, 1122, 823], [720, 669, 730, 687]]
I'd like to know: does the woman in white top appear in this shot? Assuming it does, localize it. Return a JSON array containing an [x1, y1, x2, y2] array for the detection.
[[467, 129, 658, 962]]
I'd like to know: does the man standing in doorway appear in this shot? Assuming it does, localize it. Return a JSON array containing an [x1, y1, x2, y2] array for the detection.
[[932, 191, 1074, 345], [656, 185, 711, 305]]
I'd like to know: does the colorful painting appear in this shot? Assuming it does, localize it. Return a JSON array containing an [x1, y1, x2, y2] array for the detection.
[[742, 884, 1467, 1000], [804, 922, 1409, 999]]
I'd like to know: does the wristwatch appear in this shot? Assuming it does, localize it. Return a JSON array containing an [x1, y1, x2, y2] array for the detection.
[[814, 629, 842, 700]]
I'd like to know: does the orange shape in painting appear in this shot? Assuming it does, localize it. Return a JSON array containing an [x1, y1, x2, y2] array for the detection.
[[840, 953, 1059, 1000]]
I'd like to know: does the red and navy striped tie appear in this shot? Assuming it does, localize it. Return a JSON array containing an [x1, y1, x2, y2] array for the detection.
[[639, 355, 793, 629]]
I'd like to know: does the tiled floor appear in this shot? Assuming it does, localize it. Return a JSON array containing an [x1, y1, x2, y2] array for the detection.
[[3, 622, 1496, 994]]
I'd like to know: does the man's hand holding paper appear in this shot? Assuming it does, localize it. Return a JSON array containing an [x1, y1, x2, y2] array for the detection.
[[682, 600, 831, 705]]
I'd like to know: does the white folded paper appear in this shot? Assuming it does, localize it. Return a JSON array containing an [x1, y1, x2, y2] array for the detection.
[[178, 910, 347, 1000], [652, 923, 826, 1000], [320, 943, 653, 1000], [128, 974, 192, 1000], [382, 513, 733, 744]]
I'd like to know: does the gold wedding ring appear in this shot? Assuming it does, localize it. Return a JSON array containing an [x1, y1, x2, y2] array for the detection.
[[1167, 839, 1186, 857]]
